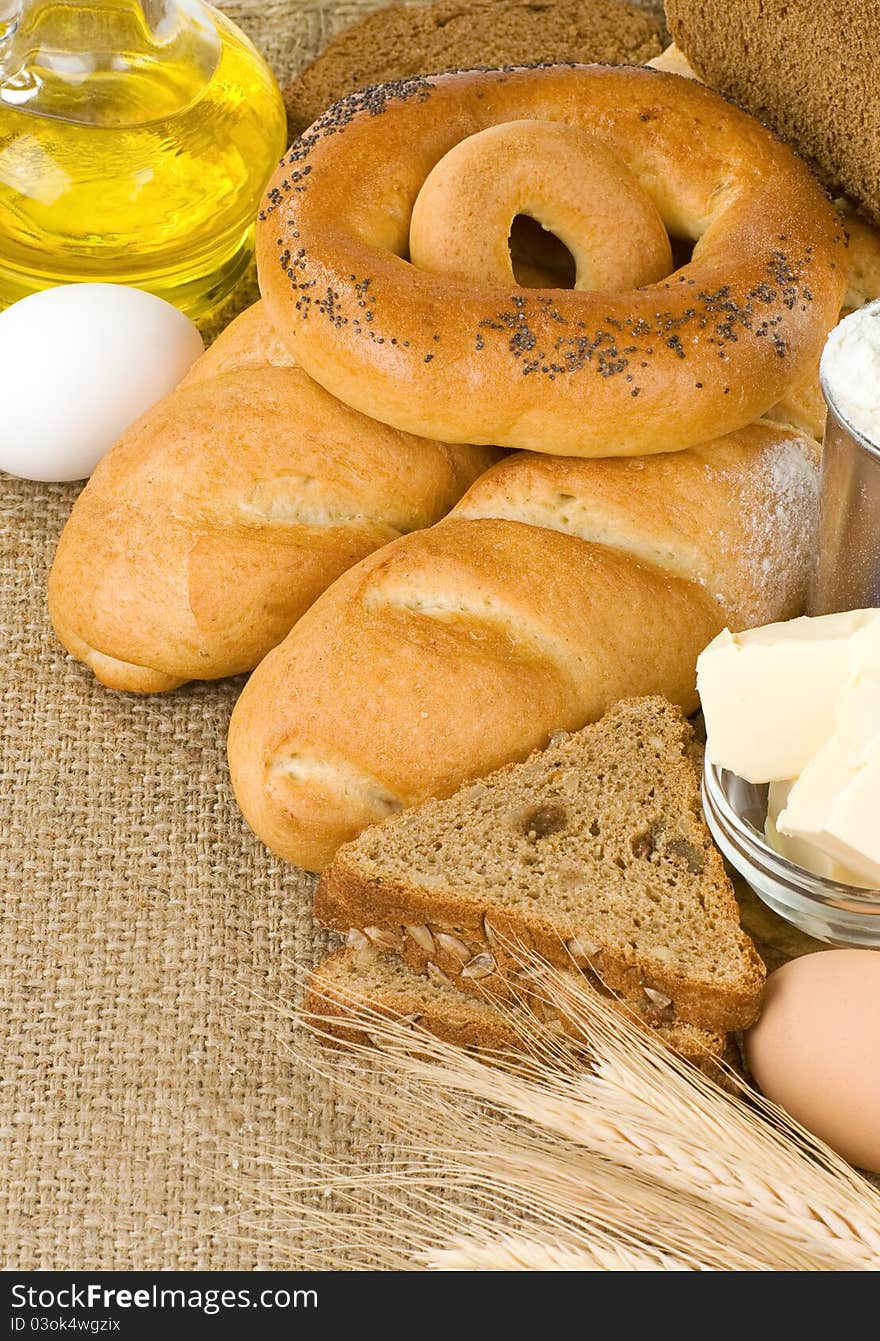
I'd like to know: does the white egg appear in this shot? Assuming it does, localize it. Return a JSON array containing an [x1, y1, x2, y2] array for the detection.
[[0, 283, 204, 482]]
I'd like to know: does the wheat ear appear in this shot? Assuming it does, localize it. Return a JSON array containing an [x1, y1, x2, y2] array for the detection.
[[423, 1235, 698, 1271], [217, 952, 880, 1271]]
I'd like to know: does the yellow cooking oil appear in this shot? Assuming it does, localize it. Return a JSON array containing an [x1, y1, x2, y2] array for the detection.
[[0, 1, 287, 319]]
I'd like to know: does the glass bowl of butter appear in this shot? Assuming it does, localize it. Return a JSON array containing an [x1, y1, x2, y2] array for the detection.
[[699, 612, 880, 947]]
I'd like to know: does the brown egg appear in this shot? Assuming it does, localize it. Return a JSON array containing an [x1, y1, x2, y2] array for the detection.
[[745, 949, 880, 1170]]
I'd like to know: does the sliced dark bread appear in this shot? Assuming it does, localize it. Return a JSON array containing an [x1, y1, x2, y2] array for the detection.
[[284, 0, 662, 136], [306, 946, 728, 1074], [315, 697, 765, 1033], [307, 945, 530, 1053]]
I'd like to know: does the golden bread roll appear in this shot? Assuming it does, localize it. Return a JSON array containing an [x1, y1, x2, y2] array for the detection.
[[258, 65, 847, 456], [227, 424, 820, 870], [180, 300, 294, 385], [49, 305, 499, 692]]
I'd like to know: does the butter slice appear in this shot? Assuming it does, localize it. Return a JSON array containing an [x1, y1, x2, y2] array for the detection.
[[765, 779, 868, 886], [777, 674, 880, 889], [697, 611, 880, 783]]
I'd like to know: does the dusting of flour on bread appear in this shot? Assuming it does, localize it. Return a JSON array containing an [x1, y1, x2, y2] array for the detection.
[[705, 433, 819, 628]]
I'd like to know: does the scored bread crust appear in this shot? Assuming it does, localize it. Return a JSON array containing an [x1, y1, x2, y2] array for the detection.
[[314, 699, 766, 1035], [179, 300, 294, 386], [48, 302, 499, 692], [259, 65, 847, 456], [227, 424, 818, 872]]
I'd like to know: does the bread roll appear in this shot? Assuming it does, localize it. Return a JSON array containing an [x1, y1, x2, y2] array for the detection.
[[49, 303, 499, 692], [228, 424, 819, 870], [181, 300, 294, 385]]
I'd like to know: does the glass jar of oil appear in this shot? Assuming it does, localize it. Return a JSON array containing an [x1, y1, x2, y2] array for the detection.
[[0, 1, 286, 320]]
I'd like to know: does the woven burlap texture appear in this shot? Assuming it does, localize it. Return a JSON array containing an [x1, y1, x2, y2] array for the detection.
[[1, 0, 671, 1270]]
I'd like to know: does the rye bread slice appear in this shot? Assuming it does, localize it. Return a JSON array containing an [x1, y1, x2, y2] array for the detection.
[[306, 946, 728, 1074], [315, 697, 765, 1033], [284, 0, 662, 136]]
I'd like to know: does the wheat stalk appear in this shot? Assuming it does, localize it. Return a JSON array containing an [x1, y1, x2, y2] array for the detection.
[[223, 955, 880, 1271], [511, 954, 880, 1263], [232, 1117, 820, 1269], [318, 1056, 859, 1267], [423, 1235, 698, 1271]]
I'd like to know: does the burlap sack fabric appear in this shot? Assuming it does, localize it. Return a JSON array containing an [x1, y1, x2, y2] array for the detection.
[[0, 0, 680, 1270]]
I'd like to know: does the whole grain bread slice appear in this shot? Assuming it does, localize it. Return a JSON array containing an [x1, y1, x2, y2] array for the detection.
[[306, 946, 729, 1075], [666, 0, 880, 225], [315, 697, 765, 1033], [284, 0, 662, 136]]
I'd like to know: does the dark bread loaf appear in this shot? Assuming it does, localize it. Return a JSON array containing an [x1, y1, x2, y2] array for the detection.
[[285, 0, 663, 134], [666, 0, 880, 225]]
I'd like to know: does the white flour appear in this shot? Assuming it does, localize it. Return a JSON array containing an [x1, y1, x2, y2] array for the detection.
[[822, 300, 880, 444]]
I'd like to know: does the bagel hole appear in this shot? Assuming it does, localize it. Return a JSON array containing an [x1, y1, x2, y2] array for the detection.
[[669, 233, 695, 271], [509, 215, 576, 289]]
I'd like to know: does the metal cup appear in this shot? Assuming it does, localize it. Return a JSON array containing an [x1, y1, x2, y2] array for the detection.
[[808, 370, 880, 615]]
